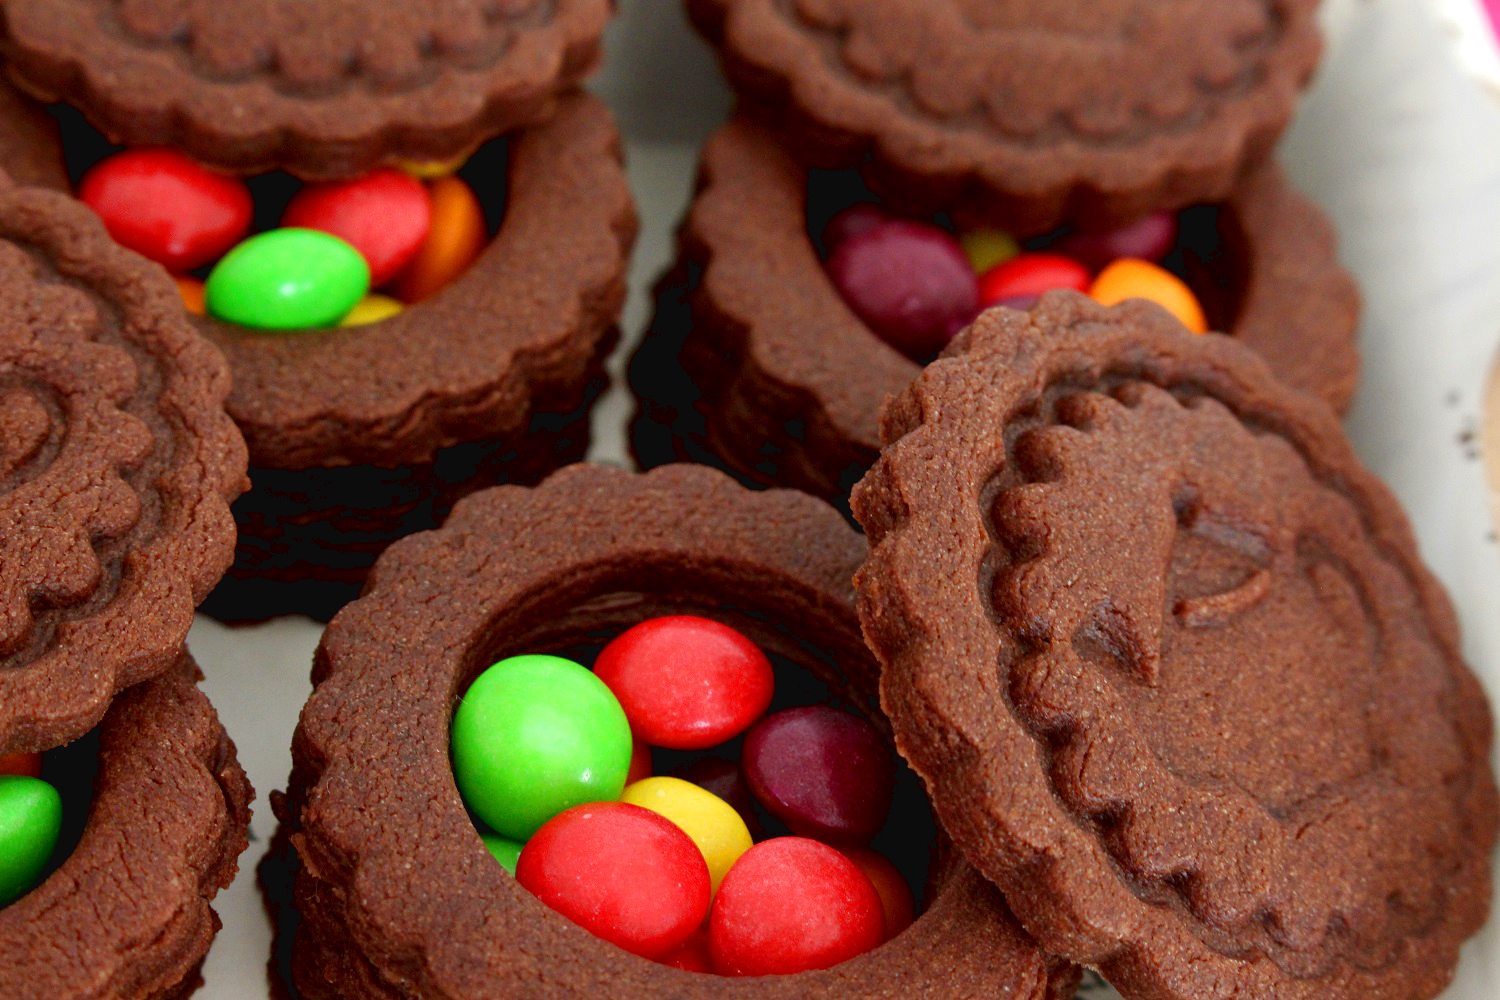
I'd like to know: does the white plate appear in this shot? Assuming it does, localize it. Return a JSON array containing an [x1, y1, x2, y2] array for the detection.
[[192, 1, 1500, 996]]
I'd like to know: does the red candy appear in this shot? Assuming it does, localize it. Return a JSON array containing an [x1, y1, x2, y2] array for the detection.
[[282, 168, 433, 287], [79, 148, 252, 272], [826, 220, 979, 359], [0, 753, 42, 779], [627, 737, 654, 786], [709, 837, 885, 976], [658, 927, 713, 973], [742, 706, 895, 844], [516, 802, 710, 959], [594, 617, 774, 751], [977, 252, 1091, 308]]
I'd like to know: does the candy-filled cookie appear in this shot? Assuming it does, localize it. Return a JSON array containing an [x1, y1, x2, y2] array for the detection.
[[852, 293, 1498, 1000], [270, 463, 1079, 999]]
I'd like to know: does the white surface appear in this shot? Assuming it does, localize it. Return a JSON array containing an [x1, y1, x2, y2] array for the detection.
[[190, 1, 1500, 997]]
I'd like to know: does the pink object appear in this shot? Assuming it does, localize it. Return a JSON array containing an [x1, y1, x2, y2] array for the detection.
[[822, 202, 892, 250], [827, 220, 980, 359], [1053, 211, 1179, 271]]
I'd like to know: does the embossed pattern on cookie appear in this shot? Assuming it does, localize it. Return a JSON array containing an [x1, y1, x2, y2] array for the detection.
[[0, 175, 245, 754], [852, 293, 1498, 1000]]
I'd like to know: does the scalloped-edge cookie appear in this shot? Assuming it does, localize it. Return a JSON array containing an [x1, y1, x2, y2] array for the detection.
[[688, 0, 1323, 235], [0, 0, 614, 179], [0, 173, 245, 754], [0, 653, 252, 1000], [269, 463, 1080, 1000], [851, 293, 1498, 1000]]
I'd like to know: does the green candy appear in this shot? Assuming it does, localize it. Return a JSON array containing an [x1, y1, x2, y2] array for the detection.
[[452, 654, 631, 842], [205, 228, 370, 330], [481, 832, 525, 876], [0, 775, 62, 906]]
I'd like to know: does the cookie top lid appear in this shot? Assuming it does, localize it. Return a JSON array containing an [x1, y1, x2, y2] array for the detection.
[[0, 172, 246, 754], [0, 0, 614, 178], [691, 0, 1322, 233], [851, 294, 1498, 1000]]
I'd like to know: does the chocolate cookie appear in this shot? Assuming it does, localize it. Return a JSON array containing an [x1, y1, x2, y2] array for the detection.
[[195, 92, 633, 620], [629, 118, 1359, 507], [688, 0, 1323, 234], [0, 653, 252, 1000], [0, 0, 614, 179], [0, 75, 64, 190], [851, 294, 1498, 1000], [0, 175, 245, 754], [272, 463, 1078, 1000]]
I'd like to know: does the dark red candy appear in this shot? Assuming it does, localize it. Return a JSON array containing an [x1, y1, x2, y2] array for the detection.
[[977, 252, 1090, 308], [282, 168, 433, 286], [627, 736, 653, 786], [822, 202, 891, 251], [79, 148, 252, 272], [594, 616, 774, 751], [1053, 211, 1178, 270], [515, 802, 710, 959], [827, 220, 979, 359], [658, 927, 713, 973], [672, 756, 762, 837], [742, 706, 895, 844], [710, 837, 885, 976]]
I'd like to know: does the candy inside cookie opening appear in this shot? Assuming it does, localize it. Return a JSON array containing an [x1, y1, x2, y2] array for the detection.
[[0, 733, 95, 909], [50, 104, 508, 331], [448, 590, 938, 976], [806, 170, 1246, 363]]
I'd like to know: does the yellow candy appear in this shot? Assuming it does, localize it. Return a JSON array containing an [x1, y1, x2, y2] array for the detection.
[[959, 228, 1020, 275], [397, 155, 469, 179], [339, 294, 406, 327], [621, 777, 751, 894], [1090, 258, 1208, 334]]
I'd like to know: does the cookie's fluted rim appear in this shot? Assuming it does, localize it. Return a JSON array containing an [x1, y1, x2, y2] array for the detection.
[[0, 653, 252, 1000], [281, 463, 1077, 1000], [850, 292, 1496, 1000]]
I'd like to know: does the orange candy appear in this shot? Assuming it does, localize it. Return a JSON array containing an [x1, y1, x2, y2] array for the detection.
[[840, 846, 915, 941], [391, 176, 486, 304], [1089, 258, 1208, 334], [0, 753, 43, 779], [176, 276, 206, 316]]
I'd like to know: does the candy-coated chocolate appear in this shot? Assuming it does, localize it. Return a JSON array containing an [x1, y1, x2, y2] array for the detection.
[[78, 148, 252, 272], [977, 253, 1091, 308], [391, 175, 486, 304], [283, 168, 433, 286], [0, 753, 43, 779], [960, 228, 1020, 274], [481, 832, 525, 876], [516, 802, 710, 960], [339, 294, 405, 328], [709, 837, 884, 976], [205, 228, 370, 330], [672, 756, 761, 837], [594, 616, 774, 750], [0, 775, 62, 907], [451, 655, 632, 841], [398, 156, 468, 179], [176, 276, 206, 316], [621, 777, 753, 893], [827, 220, 979, 359], [822, 202, 891, 251], [840, 846, 915, 941], [627, 737, 653, 786], [1053, 211, 1179, 271], [742, 706, 895, 844], [1090, 258, 1208, 334], [657, 927, 712, 973]]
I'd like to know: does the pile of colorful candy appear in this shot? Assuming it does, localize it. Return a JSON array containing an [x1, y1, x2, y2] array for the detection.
[[0, 752, 60, 909], [823, 202, 1208, 360], [449, 616, 914, 976], [77, 148, 488, 330]]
